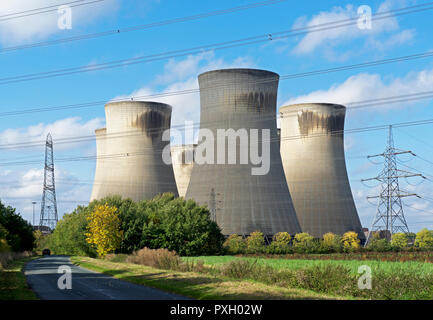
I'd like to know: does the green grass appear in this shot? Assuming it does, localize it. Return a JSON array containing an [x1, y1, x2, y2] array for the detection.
[[183, 255, 433, 275], [0, 257, 38, 300], [71, 256, 350, 300]]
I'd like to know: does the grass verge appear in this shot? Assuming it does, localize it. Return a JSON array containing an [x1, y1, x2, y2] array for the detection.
[[71, 256, 351, 300], [0, 256, 39, 300], [184, 255, 433, 275]]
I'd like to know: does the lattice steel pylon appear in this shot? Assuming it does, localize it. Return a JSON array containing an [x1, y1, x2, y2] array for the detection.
[[362, 126, 424, 246], [39, 133, 58, 231]]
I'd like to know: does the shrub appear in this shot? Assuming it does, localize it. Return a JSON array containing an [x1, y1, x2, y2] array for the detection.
[[321, 233, 343, 253], [219, 259, 260, 279], [223, 234, 247, 254], [46, 206, 97, 257], [293, 233, 317, 253], [415, 229, 433, 250], [247, 231, 266, 253], [391, 233, 408, 250], [367, 238, 392, 252], [268, 232, 291, 254], [342, 231, 361, 252], [126, 247, 182, 270], [295, 264, 355, 294]]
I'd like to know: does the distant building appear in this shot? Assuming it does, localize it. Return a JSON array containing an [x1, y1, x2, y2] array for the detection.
[[33, 225, 51, 235]]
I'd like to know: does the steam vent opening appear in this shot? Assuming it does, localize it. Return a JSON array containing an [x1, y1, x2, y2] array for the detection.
[[279, 103, 364, 240], [90, 101, 178, 202], [185, 68, 301, 237]]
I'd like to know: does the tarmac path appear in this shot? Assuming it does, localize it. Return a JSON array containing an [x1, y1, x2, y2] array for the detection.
[[24, 255, 189, 300]]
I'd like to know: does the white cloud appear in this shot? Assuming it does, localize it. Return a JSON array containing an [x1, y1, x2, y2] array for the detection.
[[282, 67, 433, 110], [113, 52, 255, 143], [292, 0, 411, 56], [0, 116, 105, 151], [0, 0, 119, 45]]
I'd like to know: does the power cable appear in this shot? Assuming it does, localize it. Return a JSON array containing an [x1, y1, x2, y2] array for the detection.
[[1, 2, 433, 85], [0, 0, 288, 53]]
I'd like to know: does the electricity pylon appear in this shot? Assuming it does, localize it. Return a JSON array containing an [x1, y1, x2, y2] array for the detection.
[[39, 133, 58, 231], [362, 126, 424, 246]]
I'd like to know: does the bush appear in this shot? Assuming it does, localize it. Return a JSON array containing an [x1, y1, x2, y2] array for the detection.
[[268, 232, 292, 254], [0, 251, 33, 270], [293, 233, 317, 253], [321, 233, 343, 253], [415, 229, 433, 250], [86, 204, 124, 257], [223, 234, 247, 254], [342, 231, 361, 252], [367, 239, 392, 252], [247, 231, 265, 253], [0, 202, 35, 252], [219, 259, 260, 279], [391, 233, 408, 250], [127, 247, 182, 270], [46, 206, 97, 257]]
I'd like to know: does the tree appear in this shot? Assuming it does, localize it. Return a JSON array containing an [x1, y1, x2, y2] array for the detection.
[[391, 233, 408, 250], [86, 204, 124, 257], [0, 201, 34, 251], [0, 224, 10, 252], [415, 229, 433, 249], [293, 233, 316, 253], [47, 206, 96, 257], [321, 232, 343, 253], [223, 234, 246, 254], [247, 231, 265, 253], [342, 231, 360, 252]]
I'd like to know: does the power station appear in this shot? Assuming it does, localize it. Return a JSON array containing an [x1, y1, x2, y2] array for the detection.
[[279, 103, 364, 240], [89, 69, 365, 240], [90, 101, 178, 202], [185, 68, 302, 237]]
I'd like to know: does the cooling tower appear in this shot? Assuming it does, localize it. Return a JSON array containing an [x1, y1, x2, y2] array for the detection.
[[90, 101, 178, 202], [185, 68, 301, 237], [279, 103, 364, 240], [171, 144, 196, 197]]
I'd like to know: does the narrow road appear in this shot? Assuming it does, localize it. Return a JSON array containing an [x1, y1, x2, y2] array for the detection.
[[24, 255, 188, 300]]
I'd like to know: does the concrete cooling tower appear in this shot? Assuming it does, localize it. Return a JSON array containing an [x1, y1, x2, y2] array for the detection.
[[279, 103, 364, 240], [90, 101, 178, 202], [171, 144, 196, 198], [185, 68, 301, 237]]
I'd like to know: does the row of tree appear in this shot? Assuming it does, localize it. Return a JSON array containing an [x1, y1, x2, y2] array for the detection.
[[43, 194, 225, 257], [223, 229, 433, 254], [0, 200, 35, 252]]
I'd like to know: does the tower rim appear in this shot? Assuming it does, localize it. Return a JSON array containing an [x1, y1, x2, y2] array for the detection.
[[198, 68, 280, 80], [279, 103, 346, 114]]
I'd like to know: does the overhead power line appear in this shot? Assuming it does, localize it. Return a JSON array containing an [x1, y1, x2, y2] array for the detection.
[[0, 0, 289, 53], [1, 50, 433, 118], [0, 115, 432, 163], [1, 2, 433, 85]]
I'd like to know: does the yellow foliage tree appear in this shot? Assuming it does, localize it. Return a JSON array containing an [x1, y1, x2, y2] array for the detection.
[[342, 231, 360, 251], [86, 204, 124, 257]]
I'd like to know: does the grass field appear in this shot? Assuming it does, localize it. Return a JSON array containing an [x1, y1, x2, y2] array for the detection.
[[0, 257, 38, 300], [71, 256, 350, 300], [183, 255, 433, 275]]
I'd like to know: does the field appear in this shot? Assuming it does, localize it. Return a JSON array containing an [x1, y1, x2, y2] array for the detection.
[[70, 252, 433, 300], [183, 255, 433, 275]]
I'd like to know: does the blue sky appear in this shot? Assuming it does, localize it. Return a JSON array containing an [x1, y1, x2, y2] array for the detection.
[[0, 0, 432, 232]]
